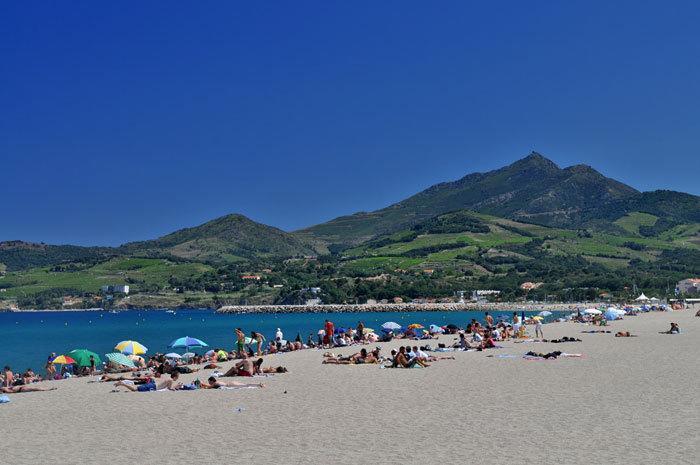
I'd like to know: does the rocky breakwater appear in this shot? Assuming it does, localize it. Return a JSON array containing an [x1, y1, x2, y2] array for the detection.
[[216, 302, 583, 314]]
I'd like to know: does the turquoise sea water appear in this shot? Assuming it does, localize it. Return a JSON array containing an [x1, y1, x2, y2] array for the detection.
[[0, 309, 556, 372]]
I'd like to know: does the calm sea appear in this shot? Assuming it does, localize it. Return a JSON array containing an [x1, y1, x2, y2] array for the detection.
[[0, 309, 557, 372]]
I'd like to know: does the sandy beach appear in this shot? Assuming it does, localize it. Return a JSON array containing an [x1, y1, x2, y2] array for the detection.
[[2, 309, 697, 465]]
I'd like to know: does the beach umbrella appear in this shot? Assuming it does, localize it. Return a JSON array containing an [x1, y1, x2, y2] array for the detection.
[[165, 353, 182, 359], [532, 316, 544, 321], [603, 310, 620, 321], [67, 349, 102, 367], [381, 322, 401, 331], [169, 336, 208, 352], [105, 353, 136, 368], [182, 352, 195, 359], [115, 340, 148, 355], [538, 311, 553, 317], [429, 324, 444, 334], [408, 323, 424, 329], [334, 328, 346, 334], [583, 308, 602, 315], [204, 350, 215, 357], [51, 355, 76, 365]]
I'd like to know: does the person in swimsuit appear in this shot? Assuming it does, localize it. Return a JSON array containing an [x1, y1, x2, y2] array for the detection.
[[250, 331, 265, 356], [485, 312, 494, 327], [2, 366, 14, 387], [1, 384, 57, 394], [235, 328, 246, 357], [199, 376, 264, 389], [222, 356, 256, 377], [114, 372, 181, 392]]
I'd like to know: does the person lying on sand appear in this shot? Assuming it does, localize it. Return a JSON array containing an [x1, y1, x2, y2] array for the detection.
[[525, 351, 562, 359], [545, 337, 582, 343], [114, 372, 181, 392], [1, 384, 57, 394], [199, 376, 264, 389], [323, 348, 380, 364], [258, 366, 288, 374], [615, 332, 637, 337], [660, 323, 680, 334]]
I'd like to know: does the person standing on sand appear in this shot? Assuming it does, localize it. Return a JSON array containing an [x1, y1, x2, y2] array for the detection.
[[250, 331, 265, 356], [535, 319, 544, 339], [89, 355, 96, 375], [45, 353, 56, 380], [356, 321, 365, 342], [485, 312, 494, 328], [3, 366, 14, 387], [324, 319, 335, 348], [275, 327, 283, 341], [235, 328, 246, 357]]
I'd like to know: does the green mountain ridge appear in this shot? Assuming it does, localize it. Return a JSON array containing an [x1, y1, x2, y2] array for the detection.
[[298, 152, 697, 247], [1, 152, 698, 309]]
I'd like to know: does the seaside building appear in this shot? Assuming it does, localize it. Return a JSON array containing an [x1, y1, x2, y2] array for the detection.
[[676, 278, 700, 295], [471, 290, 500, 302], [100, 285, 129, 294]]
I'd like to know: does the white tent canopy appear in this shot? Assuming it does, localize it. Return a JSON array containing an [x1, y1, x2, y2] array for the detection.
[[635, 293, 650, 301]]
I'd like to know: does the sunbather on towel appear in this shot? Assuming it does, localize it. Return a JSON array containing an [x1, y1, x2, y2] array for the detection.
[[1, 384, 56, 394], [199, 376, 264, 389], [114, 372, 181, 392]]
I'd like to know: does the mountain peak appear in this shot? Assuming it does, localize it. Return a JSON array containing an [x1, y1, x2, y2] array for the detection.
[[512, 151, 560, 170]]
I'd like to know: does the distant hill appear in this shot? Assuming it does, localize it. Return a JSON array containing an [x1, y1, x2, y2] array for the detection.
[[298, 152, 698, 247], [118, 214, 318, 264], [0, 214, 319, 271], [0, 241, 115, 272]]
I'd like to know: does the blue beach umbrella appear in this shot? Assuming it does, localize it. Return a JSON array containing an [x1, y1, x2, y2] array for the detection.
[[334, 328, 346, 334], [169, 336, 208, 353], [603, 310, 619, 321], [538, 311, 553, 317]]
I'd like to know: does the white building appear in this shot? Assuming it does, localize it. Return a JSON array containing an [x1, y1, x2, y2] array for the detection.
[[676, 278, 700, 295]]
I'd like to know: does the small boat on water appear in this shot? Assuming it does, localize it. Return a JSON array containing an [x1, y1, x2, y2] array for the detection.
[[165, 310, 177, 315], [108, 310, 119, 314]]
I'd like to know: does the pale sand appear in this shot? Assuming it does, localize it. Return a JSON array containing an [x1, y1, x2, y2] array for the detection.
[[2, 310, 698, 465]]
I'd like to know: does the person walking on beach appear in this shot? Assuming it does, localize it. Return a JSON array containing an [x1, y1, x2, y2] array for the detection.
[[324, 319, 335, 348], [235, 328, 246, 357]]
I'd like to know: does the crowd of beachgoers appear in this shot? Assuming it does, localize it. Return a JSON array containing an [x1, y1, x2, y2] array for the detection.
[[1, 305, 691, 399]]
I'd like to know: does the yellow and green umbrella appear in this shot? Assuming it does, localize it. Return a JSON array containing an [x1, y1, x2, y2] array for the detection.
[[115, 340, 148, 355]]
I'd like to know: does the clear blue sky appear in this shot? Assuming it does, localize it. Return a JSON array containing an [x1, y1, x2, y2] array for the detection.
[[2, 1, 698, 246]]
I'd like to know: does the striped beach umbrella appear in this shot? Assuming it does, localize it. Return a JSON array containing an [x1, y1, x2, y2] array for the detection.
[[51, 355, 76, 365], [105, 353, 136, 368], [115, 340, 148, 355]]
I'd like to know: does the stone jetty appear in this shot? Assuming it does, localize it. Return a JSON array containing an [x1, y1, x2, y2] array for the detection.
[[216, 302, 585, 314]]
